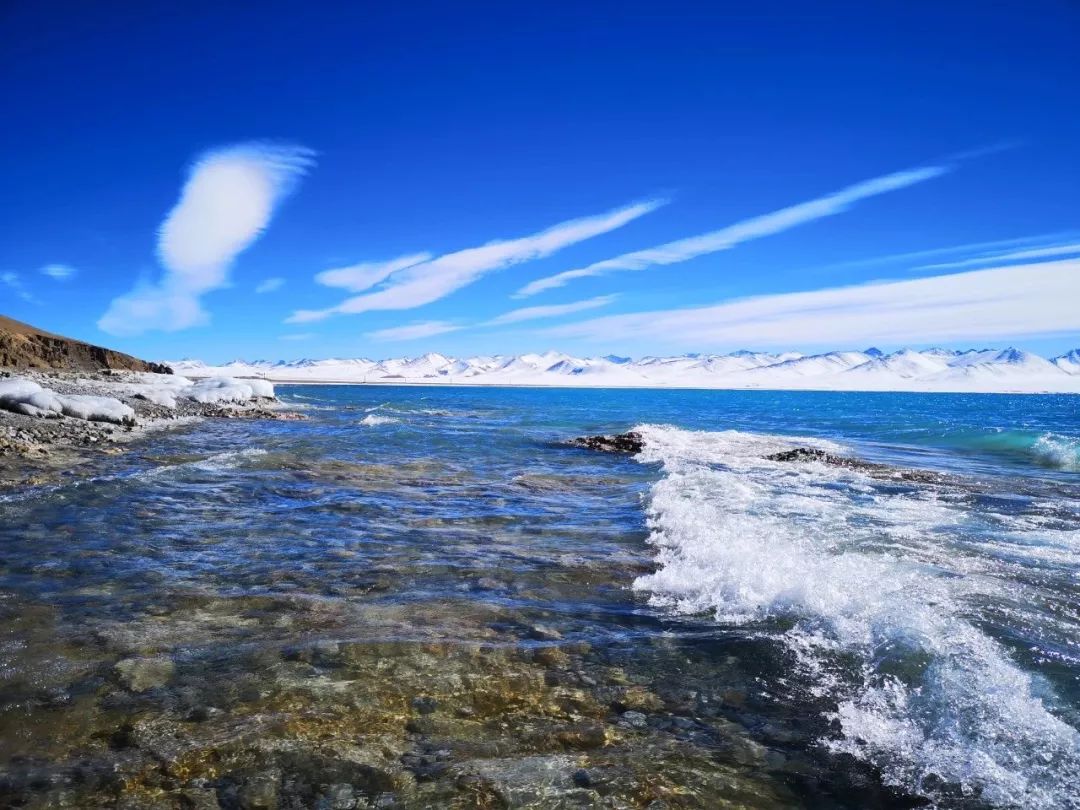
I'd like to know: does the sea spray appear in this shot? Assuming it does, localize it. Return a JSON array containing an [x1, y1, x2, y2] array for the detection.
[[631, 424, 1080, 807], [1033, 433, 1080, 471]]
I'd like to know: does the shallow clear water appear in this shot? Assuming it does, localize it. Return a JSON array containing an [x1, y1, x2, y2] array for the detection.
[[1, 386, 1078, 808]]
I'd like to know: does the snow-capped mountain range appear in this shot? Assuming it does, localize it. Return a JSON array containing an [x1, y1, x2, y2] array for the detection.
[[168, 348, 1080, 393]]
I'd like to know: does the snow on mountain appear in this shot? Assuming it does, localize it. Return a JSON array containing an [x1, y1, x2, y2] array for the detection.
[[1052, 349, 1080, 375], [845, 349, 950, 379], [938, 348, 1061, 378], [744, 350, 873, 378], [167, 347, 1080, 393]]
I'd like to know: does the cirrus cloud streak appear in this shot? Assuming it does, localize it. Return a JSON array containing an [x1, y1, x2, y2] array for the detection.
[[516, 164, 949, 297], [287, 199, 664, 324], [366, 320, 462, 341], [548, 259, 1080, 348], [484, 294, 617, 326]]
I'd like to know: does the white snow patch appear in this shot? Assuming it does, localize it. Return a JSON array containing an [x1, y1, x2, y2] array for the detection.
[[0, 378, 135, 425], [186, 377, 275, 404], [0, 373, 275, 424], [57, 394, 136, 425]]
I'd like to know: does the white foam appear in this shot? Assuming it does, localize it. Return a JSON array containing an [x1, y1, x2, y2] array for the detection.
[[359, 414, 399, 426], [631, 425, 1080, 806], [1032, 433, 1080, 471], [138, 447, 269, 479]]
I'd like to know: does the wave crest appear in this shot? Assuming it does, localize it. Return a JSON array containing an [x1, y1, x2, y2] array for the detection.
[[631, 425, 1080, 807], [1033, 433, 1080, 471]]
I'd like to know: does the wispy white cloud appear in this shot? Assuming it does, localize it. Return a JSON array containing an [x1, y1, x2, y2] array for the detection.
[[549, 258, 1080, 348], [484, 294, 617, 326], [1, 272, 38, 303], [255, 277, 286, 294], [914, 242, 1080, 271], [814, 232, 1080, 272], [286, 200, 664, 324], [99, 142, 313, 336], [279, 332, 315, 341], [316, 252, 433, 293], [40, 263, 76, 280], [366, 320, 462, 341], [364, 294, 617, 341], [515, 165, 949, 297]]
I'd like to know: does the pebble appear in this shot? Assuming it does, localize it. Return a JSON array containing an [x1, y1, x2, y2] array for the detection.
[[318, 783, 356, 809], [533, 646, 569, 667], [619, 710, 648, 729], [238, 772, 280, 809], [527, 624, 563, 641], [411, 695, 438, 714], [179, 788, 221, 809]]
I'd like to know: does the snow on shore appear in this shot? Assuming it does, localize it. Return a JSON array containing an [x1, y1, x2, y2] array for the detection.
[[0, 378, 136, 424], [169, 347, 1080, 394], [0, 373, 274, 425]]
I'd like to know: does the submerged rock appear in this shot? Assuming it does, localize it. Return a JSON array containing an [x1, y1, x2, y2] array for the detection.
[[114, 656, 175, 692], [568, 431, 643, 454]]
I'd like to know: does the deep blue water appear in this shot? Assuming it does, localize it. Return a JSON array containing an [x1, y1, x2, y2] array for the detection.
[[1, 385, 1078, 808]]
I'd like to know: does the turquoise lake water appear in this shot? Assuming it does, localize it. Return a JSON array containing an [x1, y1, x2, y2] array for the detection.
[[1, 386, 1078, 807]]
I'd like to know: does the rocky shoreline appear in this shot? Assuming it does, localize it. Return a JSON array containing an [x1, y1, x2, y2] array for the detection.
[[0, 369, 303, 490]]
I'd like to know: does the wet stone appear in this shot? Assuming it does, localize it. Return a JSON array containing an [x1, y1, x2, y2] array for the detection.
[[567, 431, 644, 454], [404, 717, 434, 735], [614, 685, 664, 712], [619, 710, 649, 729], [556, 720, 607, 750], [527, 624, 563, 641], [236, 770, 281, 809], [411, 695, 438, 715], [114, 655, 175, 692], [179, 788, 221, 809], [317, 783, 356, 809], [533, 646, 570, 668], [572, 768, 593, 788]]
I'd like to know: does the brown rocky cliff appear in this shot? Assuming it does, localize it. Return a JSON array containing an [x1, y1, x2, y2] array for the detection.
[[0, 315, 172, 373]]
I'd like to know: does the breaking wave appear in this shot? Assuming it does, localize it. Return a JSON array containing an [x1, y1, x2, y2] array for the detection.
[[359, 413, 399, 427], [631, 424, 1080, 807], [945, 428, 1080, 471], [1032, 433, 1080, 471]]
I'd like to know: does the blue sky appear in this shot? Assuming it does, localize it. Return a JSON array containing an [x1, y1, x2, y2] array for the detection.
[[1, 2, 1078, 363]]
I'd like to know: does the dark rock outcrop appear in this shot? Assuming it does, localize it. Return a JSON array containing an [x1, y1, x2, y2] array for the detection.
[[0, 315, 171, 373], [767, 445, 950, 485], [568, 431, 643, 454], [765, 447, 841, 464]]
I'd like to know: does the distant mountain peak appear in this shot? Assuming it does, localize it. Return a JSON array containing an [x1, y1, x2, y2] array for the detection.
[[165, 346, 1080, 393]]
